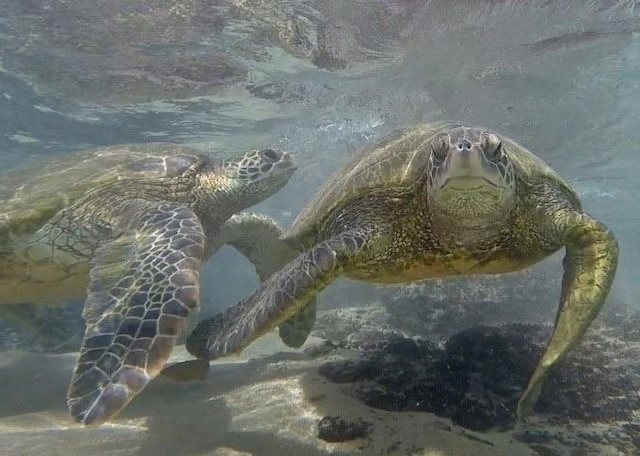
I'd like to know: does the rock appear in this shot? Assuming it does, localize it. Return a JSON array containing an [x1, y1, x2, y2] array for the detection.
[[316, 415, 372, 442], [318, 319, 640, 454]]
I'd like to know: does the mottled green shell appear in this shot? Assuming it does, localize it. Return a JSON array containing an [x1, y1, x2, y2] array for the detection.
[[0, 143, 208, 238], [285, 121, 579, 242]]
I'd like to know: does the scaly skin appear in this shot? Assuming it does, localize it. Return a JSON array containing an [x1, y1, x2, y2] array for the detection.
[[187, 122, 618, 420]]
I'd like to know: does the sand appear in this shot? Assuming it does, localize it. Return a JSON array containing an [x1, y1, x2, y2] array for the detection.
[[0, 332, 538, 456]]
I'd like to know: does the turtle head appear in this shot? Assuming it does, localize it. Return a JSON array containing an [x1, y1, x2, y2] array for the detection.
[[426, 126, 515, 222], [222, 147, 295, 184], [210, 147, 296, 207]]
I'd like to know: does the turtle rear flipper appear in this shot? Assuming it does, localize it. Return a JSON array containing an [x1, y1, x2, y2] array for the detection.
[[186, 229, 373, 360], [212, 212, 297, 280], [216, 212, 318, 349], [67, 201, 204, 425]]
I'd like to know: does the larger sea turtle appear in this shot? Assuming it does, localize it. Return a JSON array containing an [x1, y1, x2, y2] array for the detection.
[[0, 142, 296, 425], [186, 122, 619, 420]]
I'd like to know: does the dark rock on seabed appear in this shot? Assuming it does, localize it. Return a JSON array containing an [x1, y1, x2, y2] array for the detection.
[[316, 300, 640, 455], [316, 415, 372, 443]]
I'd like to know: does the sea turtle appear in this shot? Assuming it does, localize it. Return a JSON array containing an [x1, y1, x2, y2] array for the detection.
[[186, 122, 619, 420], [0, 142, 297, 425]]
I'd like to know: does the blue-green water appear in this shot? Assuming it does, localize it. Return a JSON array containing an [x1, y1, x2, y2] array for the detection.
[[1, 1, 639, 455]]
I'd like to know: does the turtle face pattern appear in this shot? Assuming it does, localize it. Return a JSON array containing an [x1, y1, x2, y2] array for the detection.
[[427, 126, 515, 221], [220, 148, 296, 196], [191, 148, 296, 227]]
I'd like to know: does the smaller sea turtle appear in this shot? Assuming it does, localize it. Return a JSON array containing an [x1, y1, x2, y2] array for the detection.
[[187, 122, 619, 420], [0, 143, 296, 424]]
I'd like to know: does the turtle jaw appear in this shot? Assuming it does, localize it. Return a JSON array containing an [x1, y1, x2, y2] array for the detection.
[[431, 177, 513, 222], [429, 153, 515, 219], [272, 150, 296, 174], [441, 176, 502, 192], [428, 158, 515, 222]]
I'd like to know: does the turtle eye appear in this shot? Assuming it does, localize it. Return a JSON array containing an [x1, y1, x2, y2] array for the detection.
[[261, 148, 280, 162], [481, 133, 502, 161], [431, 133, 449, 162]]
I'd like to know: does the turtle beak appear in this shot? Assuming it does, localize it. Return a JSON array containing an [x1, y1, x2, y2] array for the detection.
[[441, 146, 501, 190], [448, 146, 482, 175], [441, 149, 482, 189], [277, 151, 296, 171]]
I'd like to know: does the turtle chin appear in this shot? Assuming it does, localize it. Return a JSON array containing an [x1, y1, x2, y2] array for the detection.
[[431, 178, 513, 221]]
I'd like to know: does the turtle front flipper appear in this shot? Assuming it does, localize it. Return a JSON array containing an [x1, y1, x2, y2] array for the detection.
[[186, 229, 372, 360], [517, 211, 618, 420], [215, 212, 317, 348], [67, 201, 205, 425]]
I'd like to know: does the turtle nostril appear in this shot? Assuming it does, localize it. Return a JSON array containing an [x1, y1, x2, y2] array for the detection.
[[456, 139, 472, 151]]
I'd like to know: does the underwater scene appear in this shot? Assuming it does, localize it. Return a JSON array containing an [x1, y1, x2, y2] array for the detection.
[[1, 1, 639, 455]]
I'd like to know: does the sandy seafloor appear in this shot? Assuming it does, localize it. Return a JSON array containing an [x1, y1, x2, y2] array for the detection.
[[3, 295, 640, 456], [0, 334, 543, 456]]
